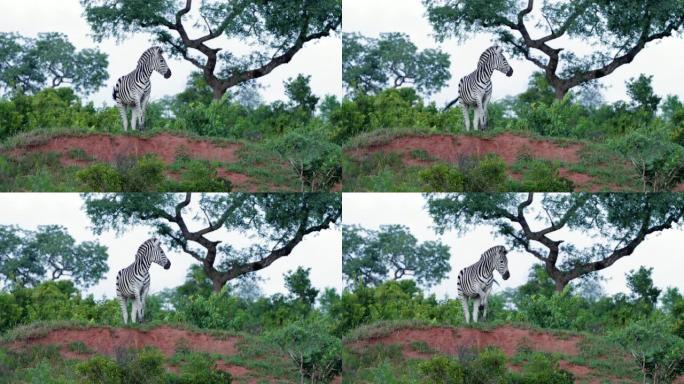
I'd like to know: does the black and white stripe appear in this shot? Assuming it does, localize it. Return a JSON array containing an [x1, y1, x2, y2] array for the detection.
[[455, 45, 513, 131], [113, 47, 171, 131], [116, 238, 170, 324], [457, 245, 510, 323]]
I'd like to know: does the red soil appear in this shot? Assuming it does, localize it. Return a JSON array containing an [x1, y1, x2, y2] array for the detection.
[[349, 325, 581, 358], [347, 133, 611, 190], [9, 326, 240, 357], [9, 133, 241, 164], [5, 133, 264, 189], [349, 133, 583, 165]]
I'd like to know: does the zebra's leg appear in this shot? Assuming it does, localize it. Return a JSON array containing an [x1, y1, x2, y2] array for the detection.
[[117, 295, 128, 324], [139, 283, 150, 323], [482, 96, 491, 131], [117, 105, 128, 132], [459, 296, 470, 324], [472, 107, 480, 131], [140, 88, 151, 131], [482, 285, 493, 320], [472, 297, 481, 323], [131, 106, 139, 131], [460, 105, 470, 132]]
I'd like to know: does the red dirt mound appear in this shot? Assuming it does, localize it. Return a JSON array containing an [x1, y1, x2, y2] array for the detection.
[[349, 133, 583, 165], [8, 326, 240, 358], [349, 325, 581, 359], [9, 133, 241, 165]]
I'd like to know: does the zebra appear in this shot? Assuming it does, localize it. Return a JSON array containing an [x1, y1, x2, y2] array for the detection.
[[445, 45, 513, 131], [116, 238, 170, 324], [457, 245, 510, 323], [113, 46, 171, 131]]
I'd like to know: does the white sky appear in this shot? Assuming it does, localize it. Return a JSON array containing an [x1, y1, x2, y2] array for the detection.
[[0, 0, 342, 106], [343, 0, 684, 106], [342, 193, 684, 300], [0, 193, 342, 299]]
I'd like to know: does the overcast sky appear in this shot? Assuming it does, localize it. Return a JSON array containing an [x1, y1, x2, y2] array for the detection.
[[342, 193, 684, 300], [0, 0, 342, 106], [343, 0, 684, 106], [0, 194, 342, 299]]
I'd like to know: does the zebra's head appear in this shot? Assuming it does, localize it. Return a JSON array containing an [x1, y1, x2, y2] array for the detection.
[[490, 245, 510, 280], [144, 238, 171, 270], [481, 45, 513, 78], [150, 47, 172, 79]]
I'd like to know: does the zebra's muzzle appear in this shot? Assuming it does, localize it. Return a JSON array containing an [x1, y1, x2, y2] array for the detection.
[[164, 261, 171, 270], [502, 271, 510, 280], [164, 70, 172, 79], [506, 68, 513, 77]]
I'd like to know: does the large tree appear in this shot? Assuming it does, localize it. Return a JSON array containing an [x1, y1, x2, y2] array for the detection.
[[0, 32, 108, 96], [424, 0, 684, 99], [343, 32, 451, 96], [0, 225, 108, 288], [83, 193, 341, 292], [427, 193, 684, 291], [81, 0, 341, 100], [342, 224, 451, 289]]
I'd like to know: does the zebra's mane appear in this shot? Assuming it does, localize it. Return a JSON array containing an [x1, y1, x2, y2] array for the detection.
[[137, 47, 162, 67], [477, 45, 501, 66], [135, 238, 158, 260], [479, 245, 506, 261]]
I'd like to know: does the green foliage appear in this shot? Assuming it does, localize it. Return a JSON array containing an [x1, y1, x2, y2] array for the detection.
[[610, 127, 684, 191], [284, 267, 319, 308], [419, 164, 464, 191], [626, 266, 661, 310], [285, 74, 319, 115], [611, 318, 684, 384], [76, 348, 166, 384], [269, 128, 342, 191], [510, 158, 574, 192], [168, 352, 232, 384], [343, 225, 451, 289], [627, 74, 661, 116], [268, 319, 342, 383], [76, 155, 166, 192], [509, 353, 574, 384], [418, 355, 464, 383], [0, 32, 108, 95], [0, 225, 108, 288], [343, 32, 451, 96]]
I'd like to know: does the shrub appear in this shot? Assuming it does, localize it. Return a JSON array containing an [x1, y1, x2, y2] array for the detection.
[[510, 353, 574, 384], [268, 319, 342, 383], [419, 355, 464, 383], [461, 154, 508, 192], [270, 128, 342, 191], [513, 159, 574, 192], [168, 160, 232, 192], [168, 352, 232, 384], [611, 318, 684, 384], [76, 356, 122, 384], [419, 164, 464, 191], [76, 163, 124, 192]]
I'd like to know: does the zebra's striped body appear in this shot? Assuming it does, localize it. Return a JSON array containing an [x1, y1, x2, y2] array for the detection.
[[456, 45, 513, 131], [116, 238, 170, 324], [113, 47, 171, 131], [457, 245, 510, 323]]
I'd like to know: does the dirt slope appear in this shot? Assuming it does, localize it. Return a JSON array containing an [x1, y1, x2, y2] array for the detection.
[[346, 325, 639, 384], [347, 133, 611, 191], [6, 325, 269, 382], [4, 133, 262, 190]]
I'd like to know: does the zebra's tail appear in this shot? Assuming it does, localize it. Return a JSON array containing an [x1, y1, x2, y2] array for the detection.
[[443, 96, 460, 112]]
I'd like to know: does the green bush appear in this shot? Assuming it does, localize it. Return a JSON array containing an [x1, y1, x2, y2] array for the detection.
[[419, 164, 464, 191], [268, 319, 342, 383], [270, 128, 342, 191], [611, 318, 684, 384], [512, 159, 574, 192], [167, 160, 232, 192], [419, 355, 464, 383], [510, 353, 574, 384], [76, 348, 166, 384], [76, 163, 124, 192], [461, 154, 508, 192], [76, 356, 122, 384], [170, 353, 232, 384]]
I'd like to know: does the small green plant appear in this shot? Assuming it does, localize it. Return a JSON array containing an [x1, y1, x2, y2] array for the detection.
[[68, 341, 91, 354], [76, 163, 124, 192], [76, 355, 122, 384], [418, 355, 464, 383], [410, 149, 432, 161], [172, 352, 232, 384], [419, 163, 464, 191]]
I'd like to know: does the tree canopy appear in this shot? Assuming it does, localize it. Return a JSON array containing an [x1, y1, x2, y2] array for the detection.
[[0, 225, 108, 288], [423, 0, 684, 99], [0, 32, 108, 96], [343, 32, 451, 96], [81, 0, 341, 99], [83, 193, 341, 292], [427, 193, 684, 291], [342, 224, 451, 289]]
